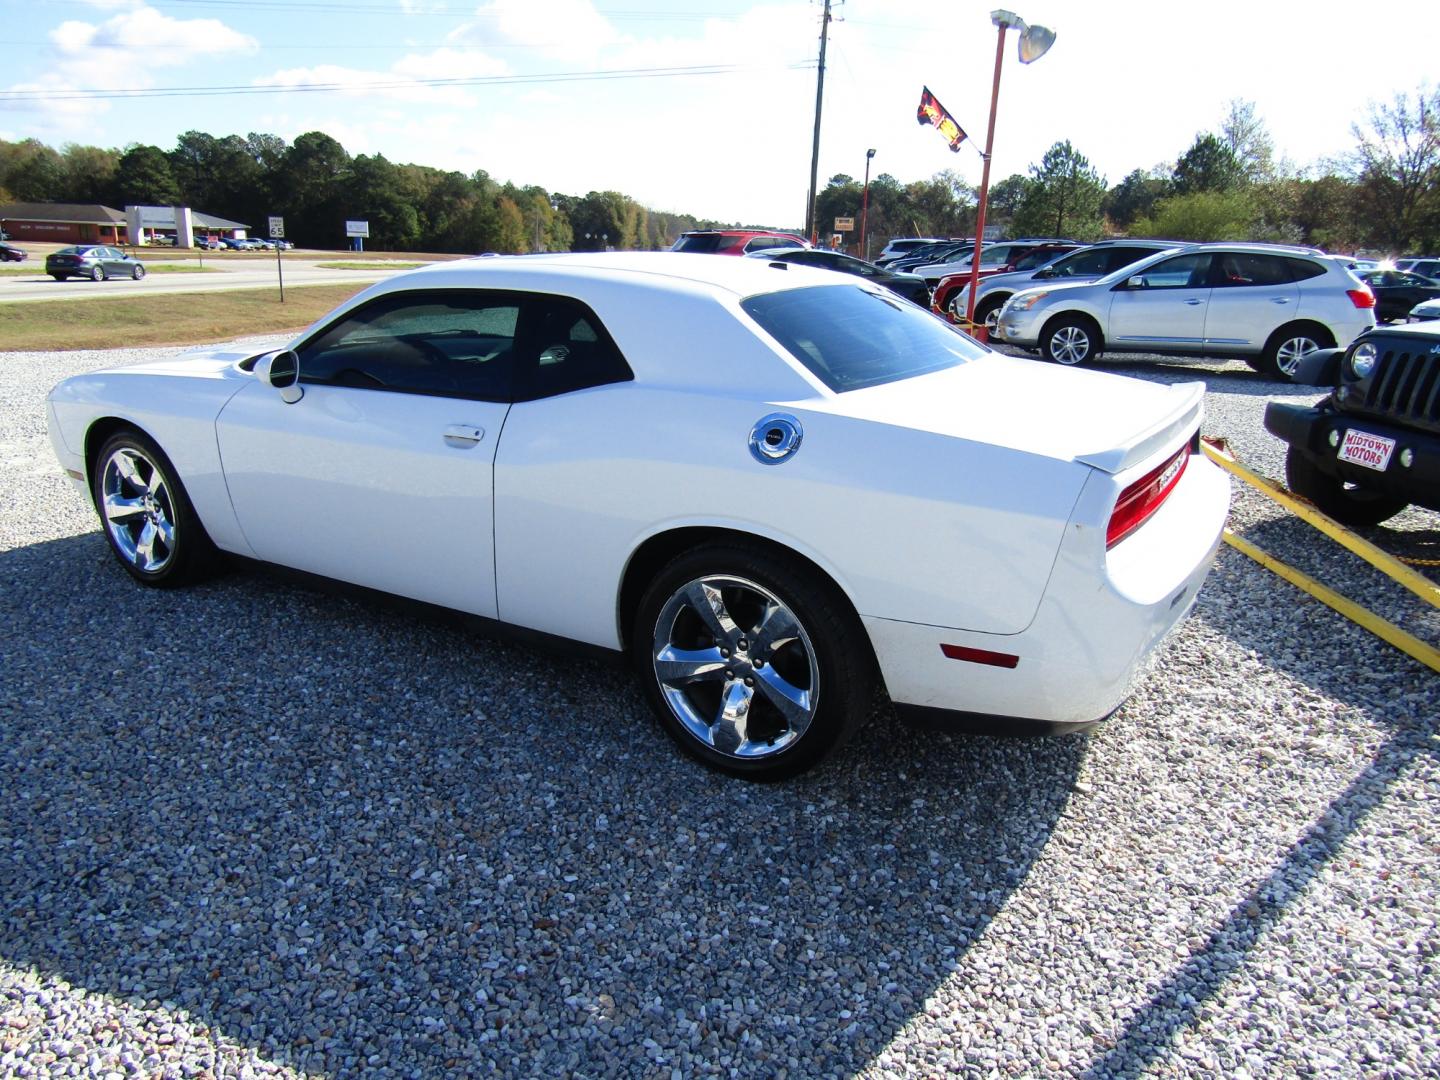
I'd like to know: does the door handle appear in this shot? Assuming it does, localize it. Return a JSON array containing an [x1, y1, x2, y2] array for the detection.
[[442, 424, 485, 448], [1271, 297, 1290, 304], [1184, 298, 1203, 305]]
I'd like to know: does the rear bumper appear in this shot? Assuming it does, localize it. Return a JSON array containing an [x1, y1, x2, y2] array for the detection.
[[865, 450, 1230, 729]]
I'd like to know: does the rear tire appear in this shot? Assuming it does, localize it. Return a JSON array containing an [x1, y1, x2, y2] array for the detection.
[[633, 542, 874, 781], [91, 265, 106, 282], [1285, 447, 1407, 527], [1262, 323, 1333, 379]]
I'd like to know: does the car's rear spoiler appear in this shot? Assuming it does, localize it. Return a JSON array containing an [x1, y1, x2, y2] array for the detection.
[[1074, 381, 1205, 474]]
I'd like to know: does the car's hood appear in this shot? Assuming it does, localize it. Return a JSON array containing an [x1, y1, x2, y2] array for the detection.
[[800, 352, 1203, 474], [1008, 278, 1102, 302], [90, 344, 272, 381]]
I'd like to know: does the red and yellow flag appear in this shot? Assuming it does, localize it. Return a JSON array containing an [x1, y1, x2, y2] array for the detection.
[[917, 86, 967, 152]]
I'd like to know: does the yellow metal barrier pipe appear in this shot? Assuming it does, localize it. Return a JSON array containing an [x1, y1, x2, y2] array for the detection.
[[1221, 529, 1440, 674], [1202, 441, 1440, 611]]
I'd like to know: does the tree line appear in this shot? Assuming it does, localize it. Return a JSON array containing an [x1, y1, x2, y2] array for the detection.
[[0, 129, 716, 252], [3, 87, 1437, 256], [818, 90, 1440, 257]]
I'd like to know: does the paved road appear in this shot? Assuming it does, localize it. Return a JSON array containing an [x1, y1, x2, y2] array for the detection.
[[0, 259, 424, 303]]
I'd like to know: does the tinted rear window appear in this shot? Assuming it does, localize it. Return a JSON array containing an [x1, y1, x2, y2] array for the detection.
[[672, 234, 734, 253], [742, 285, 984, 393]]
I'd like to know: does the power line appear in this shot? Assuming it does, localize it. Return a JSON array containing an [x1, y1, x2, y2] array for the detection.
[[0, 61, 814, 102]]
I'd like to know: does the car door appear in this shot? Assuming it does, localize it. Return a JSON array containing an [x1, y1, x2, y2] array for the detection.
[[1106, 252, 1213, 351], [1202, 252, 1301, 350], [214, 289, 520, 618]]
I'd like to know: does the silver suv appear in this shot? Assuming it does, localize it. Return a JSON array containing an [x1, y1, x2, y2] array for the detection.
[[995, 244, 1377, 377]]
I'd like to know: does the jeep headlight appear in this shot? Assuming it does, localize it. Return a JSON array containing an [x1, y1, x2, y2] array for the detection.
[[1349, 342, 1378, 378], [1007, 291, 1051, 313]]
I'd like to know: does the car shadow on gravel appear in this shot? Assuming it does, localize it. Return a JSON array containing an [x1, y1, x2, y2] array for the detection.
[[1, 534, 1086, 1076], [1076, 540, 1438, 1077]]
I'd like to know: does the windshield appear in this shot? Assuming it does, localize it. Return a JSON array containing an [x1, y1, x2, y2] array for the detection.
[[742, 285, 985, 393]]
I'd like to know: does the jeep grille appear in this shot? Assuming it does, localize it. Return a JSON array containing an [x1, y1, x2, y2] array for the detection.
[[1349, 343, 1440, 435]]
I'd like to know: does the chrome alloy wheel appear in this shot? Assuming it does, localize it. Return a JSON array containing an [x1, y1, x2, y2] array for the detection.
[[1274, 334, 1320, 377], [100, 447, 177, 574], [651, 575, 819, 760], [1049, 325, 1091, 364]]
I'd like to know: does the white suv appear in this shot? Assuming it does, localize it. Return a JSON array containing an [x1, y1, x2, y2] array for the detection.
[[995, 244, 1377, 377]]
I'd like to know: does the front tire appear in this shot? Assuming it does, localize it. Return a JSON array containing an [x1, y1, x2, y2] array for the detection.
[[1285, 447, 1407, 527], [633, 543, 874, 781], [131, 264, 146, 280], [1041, 315, 1099, 365], [93, 430, 217, 587]]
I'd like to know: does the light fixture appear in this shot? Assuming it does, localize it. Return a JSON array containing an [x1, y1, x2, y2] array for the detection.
[[1018, 24, 1056, 63]]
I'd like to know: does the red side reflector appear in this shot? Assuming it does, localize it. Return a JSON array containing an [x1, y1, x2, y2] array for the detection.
[[1346, 288, 1375, 309], [941, 643, 1020, 669], [1107, 446, 1190, 549]]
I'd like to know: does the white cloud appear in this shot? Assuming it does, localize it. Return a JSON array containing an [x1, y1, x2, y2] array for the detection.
[[49, 5, 258, 67], [254, 46, 510, 108], [449, 0, 621, 63]]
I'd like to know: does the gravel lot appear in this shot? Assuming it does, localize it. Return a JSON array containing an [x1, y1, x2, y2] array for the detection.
[[2, 341, 1437, 1078]]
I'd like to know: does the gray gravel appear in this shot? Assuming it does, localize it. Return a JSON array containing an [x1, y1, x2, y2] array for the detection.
[[1, 342, 1437, 1078]]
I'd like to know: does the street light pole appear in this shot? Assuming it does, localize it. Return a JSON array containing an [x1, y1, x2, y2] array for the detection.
[[962, 10, 1054, 341], [860, 148, 876, 261]]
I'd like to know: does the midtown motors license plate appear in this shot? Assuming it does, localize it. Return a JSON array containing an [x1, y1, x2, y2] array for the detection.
[[1338, 429, 1396, 472]]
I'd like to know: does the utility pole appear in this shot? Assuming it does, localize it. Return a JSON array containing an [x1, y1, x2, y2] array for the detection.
[[804, 0, 833, 243]]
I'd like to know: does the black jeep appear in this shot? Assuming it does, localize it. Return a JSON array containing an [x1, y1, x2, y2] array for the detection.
[[1264, 321, 1440, 526]]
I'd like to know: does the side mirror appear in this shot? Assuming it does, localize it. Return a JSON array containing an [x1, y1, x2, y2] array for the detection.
[[256, 349, 304, 404], [1126, 275, 1146, 289]]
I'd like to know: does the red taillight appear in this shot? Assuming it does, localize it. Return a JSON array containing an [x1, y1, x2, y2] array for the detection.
[[1346, 287, 1376, 309], [1106, 447, 1190, 549]]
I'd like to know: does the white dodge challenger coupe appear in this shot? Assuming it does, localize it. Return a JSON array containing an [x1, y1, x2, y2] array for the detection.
[[48, 253, 1229, 780]]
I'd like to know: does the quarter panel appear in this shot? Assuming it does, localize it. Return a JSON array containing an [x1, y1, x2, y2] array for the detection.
[[492, 385, 1087, 649]]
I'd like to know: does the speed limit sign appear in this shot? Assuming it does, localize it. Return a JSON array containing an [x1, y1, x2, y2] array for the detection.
[[268, 216, 285, 238]]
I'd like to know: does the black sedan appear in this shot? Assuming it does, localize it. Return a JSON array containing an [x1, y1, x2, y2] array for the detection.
[[45, 245, 147, 282], [744, 248, 931, 306], [1356, 269, 1440, 323], [0, 241, 26, 263]]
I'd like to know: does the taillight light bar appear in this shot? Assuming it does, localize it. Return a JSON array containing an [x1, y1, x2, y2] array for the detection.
[[1346, 287, 1376, 309], [1106, 446, 1190, 549]]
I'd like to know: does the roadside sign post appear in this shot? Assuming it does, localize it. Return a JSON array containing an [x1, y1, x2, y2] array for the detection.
[[345, 220, 370, 254], [269, 216, 285, 302]]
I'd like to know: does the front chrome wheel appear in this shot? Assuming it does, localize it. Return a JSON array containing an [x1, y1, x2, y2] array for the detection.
[[100, 446, 177, 574], [1047, 323, 1092, 365], [651, 575, 819, 760]]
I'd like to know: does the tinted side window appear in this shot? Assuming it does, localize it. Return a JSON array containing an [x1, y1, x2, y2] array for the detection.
[[1129, 254, 1210, 289], [298, 291, 519, 401], [1284, 257, 1327, 282], [1102, 247, 1161, 273], [1213, 253, 1294, 287], [512, 296, 633, 402]]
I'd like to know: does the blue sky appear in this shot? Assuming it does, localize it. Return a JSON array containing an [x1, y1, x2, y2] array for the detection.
[[2, 0, 1438, 227]]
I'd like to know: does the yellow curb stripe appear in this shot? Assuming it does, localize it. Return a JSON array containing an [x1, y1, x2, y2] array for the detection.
[[1222, 529, 1440, 674], [1202, 442, 1440, 610]]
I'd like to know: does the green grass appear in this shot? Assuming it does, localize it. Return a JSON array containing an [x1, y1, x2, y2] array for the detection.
[[0, 283, 369, 352], [315, 261, 425, 270], [0, 266, 35, 276]]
